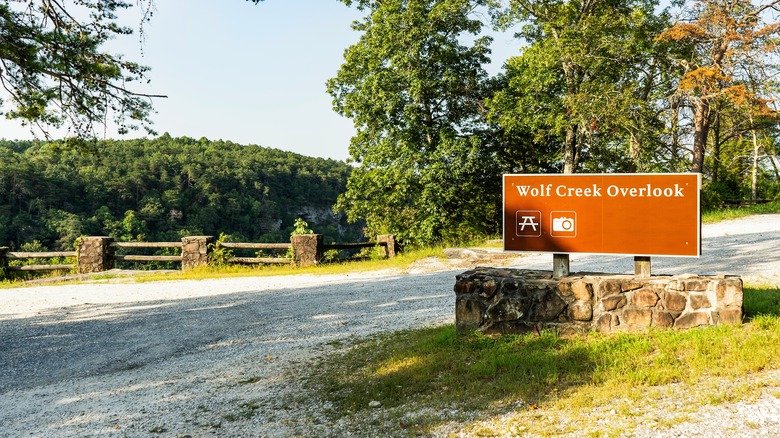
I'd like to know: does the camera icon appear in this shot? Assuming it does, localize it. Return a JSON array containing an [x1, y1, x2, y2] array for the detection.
[[550, 211, 576, 237], [552, 217, 575, 232]]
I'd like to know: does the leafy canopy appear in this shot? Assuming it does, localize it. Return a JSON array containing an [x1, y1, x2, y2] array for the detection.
[[0, 0, 168, 139], [328, 0, 503, 246]]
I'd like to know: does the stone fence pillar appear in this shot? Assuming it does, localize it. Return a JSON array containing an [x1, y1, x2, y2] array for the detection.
[[77, 236, 114, 273], [291, 234, 323, 267], [0, 247, 8, 278], [181, 236, 214, 271], [377, 234, 398, 258]]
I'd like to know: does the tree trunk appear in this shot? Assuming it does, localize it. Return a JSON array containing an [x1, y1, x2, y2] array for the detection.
[[712, 112, 721, 183], [751, 128, 760, 201], [561, 56, 579, 175], [671, 97, 681, 164], [769, 154, 780, 182], [563, 123, 577, 174], [628, 134, 640, 172], [691, 98, 711, 174]]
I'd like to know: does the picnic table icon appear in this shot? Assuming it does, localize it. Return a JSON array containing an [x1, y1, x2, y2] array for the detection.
[[515, 211, 542, 237], [519, 215, 539, 231]]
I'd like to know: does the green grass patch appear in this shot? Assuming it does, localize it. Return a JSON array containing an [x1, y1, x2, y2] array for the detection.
[[702, 200, 780, 223], [744, 285, 780, 319], [300, 285, 780, 436]]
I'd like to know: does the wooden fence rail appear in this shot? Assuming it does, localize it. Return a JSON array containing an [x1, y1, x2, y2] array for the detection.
[[110, 241, 184, 264], [324, 242, 377, 251], [219, 242, 291, 250], [217, 241, 293, 265], [111, 242, 182, 248], [0, 249, 76, 272], [0, 234, 397, 276]]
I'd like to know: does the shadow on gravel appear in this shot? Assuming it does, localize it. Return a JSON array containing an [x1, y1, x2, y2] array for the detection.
[[0, 270, 462, 435], [0, 271, 456, 397]]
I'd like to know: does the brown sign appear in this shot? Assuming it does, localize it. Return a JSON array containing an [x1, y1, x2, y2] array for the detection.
[[503, 173, 701, 256]]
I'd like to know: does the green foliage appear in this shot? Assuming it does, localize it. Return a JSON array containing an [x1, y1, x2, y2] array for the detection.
[[290, 218, 314, 235], [208, 233, 235, 267], [322, 249, 343, 263], [487, 0, 673, 173], [702, 179, 744, 210], [0, 1, 158, 138], [329, 0, 510, 247], [0, 137, 361, 250], [286, 218, 314, 259], [19, 240, 46, 253]]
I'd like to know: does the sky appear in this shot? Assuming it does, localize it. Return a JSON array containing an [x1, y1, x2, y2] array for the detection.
[[0, 1, 519, 161]]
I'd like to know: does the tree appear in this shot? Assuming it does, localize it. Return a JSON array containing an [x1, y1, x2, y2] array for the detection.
[[658, 0, 780, 174], [0, 0, 167, 139], [328, 0, 499, 245], [488, 0, 669, 174]]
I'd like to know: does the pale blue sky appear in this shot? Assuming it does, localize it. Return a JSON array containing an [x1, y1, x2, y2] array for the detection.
[[0, 1, 519, 161]]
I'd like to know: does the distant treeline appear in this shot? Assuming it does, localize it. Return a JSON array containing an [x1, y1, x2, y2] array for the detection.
[[0, 135, 361, 250]]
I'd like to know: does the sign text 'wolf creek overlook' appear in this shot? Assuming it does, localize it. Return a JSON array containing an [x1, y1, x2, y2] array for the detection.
[[503, 173, 702, 257]]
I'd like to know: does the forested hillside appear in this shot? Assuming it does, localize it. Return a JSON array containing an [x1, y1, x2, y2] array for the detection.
[[0, 135, 360, 250]]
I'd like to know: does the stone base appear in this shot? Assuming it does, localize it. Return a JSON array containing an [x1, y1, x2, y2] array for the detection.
[[455, 268, 743, 335]]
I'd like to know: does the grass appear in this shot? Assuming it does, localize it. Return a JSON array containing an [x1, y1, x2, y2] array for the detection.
[[298, 284, 780, 436], [139, 245, 447, 281], [702, 199, 780, 223]]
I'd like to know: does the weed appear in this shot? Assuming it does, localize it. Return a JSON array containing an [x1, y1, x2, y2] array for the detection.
[[238, 376, 261, 384], [148, 425, 167, 434], [222, 401, 261, 422], [207, 233, 234, 267]]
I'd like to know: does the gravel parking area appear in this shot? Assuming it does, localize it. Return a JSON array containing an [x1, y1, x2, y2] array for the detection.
[[0, 214, 778, 437]]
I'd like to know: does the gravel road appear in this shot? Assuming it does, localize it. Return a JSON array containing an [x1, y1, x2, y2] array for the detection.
[[0, 214, 779, 437]]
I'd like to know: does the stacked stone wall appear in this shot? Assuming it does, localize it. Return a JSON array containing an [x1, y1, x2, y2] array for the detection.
[[290, 234, 323, 267], [455, 268, 743, 335], [76, 236, 114, 273], [181, 236, 214, 270]]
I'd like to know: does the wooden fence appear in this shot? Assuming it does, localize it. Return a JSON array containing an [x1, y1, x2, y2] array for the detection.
[[0, 234, 397, 276], [0, 249, 76, 273]]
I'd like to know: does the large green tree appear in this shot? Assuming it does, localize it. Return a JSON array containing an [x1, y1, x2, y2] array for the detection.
[[329, 0, 500, 245]]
